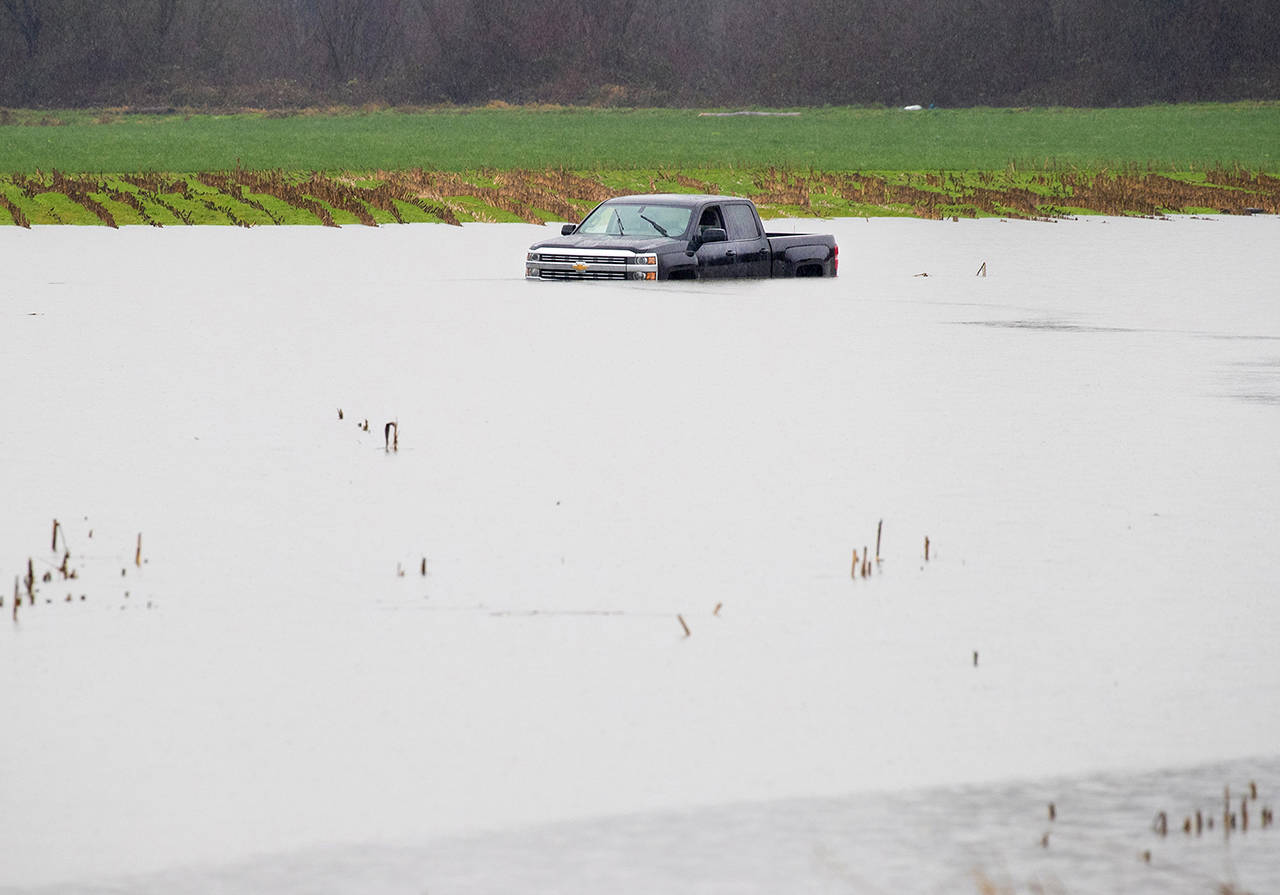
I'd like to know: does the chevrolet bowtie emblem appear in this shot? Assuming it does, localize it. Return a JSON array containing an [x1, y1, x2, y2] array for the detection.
[[573, 261, 589, 271]]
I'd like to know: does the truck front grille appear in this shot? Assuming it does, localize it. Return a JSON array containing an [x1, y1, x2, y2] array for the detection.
[[541, 253, 628, 266], [526, 249, 654, 281], [538, 269, 628, 281]]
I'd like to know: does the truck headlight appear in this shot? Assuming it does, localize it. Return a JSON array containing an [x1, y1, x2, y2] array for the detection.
[[527, 252, 540, 262], [639, 255, 657, 266]]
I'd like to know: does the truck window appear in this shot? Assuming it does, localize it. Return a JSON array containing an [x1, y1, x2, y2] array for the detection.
[[698, 206, 724, 234], [723, 203, 761, 240], [579, 202, 693, 238]]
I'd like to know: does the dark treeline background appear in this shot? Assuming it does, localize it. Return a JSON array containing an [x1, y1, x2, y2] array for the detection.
[[2, 0, 1279, 108]]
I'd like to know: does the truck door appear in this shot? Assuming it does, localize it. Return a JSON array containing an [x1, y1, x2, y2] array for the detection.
[[695, 204, 769, 278], [693, 205, 735, 278], [721, 202, 771, 277]]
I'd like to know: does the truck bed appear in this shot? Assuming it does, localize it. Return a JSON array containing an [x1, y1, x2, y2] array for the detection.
[[766, 232, 839, 277]]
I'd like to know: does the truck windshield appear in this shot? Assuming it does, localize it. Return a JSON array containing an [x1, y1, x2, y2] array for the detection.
[[576, 203, 693, 238]]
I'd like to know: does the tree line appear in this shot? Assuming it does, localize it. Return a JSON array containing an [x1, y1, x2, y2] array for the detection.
[[2, 0, 1278, 109]]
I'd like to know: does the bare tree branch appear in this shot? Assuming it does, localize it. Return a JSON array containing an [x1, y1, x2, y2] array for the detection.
[[1, 0, 43, 56]]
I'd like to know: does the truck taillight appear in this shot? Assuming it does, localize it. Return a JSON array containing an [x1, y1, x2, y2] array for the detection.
[[833, 243, 839, 275]]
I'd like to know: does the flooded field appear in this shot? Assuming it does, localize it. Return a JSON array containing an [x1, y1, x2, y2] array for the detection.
[[85, 755, 1280, 895], [2, 216, 1278, 892]]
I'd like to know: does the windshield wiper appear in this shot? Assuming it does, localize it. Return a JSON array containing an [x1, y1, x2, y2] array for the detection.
[[639, 212, 669, 237], [613, 208, 625, 235]]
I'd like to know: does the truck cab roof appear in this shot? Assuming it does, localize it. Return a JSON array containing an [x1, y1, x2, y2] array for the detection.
[[602, 194, 753, 207]]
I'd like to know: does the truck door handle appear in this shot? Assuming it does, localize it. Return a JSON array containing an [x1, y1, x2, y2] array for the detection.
[[725, 250, 736, 257]]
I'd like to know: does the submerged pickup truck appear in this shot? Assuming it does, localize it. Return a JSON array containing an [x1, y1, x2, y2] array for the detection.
[[525, 194, 837, 281]]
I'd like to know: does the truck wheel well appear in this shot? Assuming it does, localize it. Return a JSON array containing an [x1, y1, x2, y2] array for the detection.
[[795, 263, 825, 277]]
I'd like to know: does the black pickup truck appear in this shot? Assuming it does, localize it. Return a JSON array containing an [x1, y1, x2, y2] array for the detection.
[[525, 194, 837, 281]]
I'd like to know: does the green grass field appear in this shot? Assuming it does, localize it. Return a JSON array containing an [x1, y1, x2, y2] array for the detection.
[[2, 103, 1278, 224], [3, 103, 1279, 173]]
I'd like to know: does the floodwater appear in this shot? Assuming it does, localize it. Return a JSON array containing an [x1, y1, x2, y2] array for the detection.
[[66, 755, 1280, 895], [1, 216, 1278, 893]]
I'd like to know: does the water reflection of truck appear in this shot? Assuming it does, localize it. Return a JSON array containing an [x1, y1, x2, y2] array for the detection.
[[525, 194, 837, 281]]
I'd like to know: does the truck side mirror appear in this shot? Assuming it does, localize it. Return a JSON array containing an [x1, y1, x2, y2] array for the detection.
[[561, 223, 578, 235], [698, 227, 727, 245]]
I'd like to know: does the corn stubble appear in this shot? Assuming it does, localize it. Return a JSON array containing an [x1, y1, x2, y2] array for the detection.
[[4, 166, 1276, 227], [8, 519, 143, 620]]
